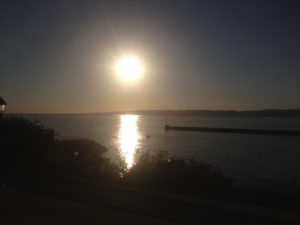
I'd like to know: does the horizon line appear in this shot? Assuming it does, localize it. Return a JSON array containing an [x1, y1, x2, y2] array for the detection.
[[5, 108, 300, 116]]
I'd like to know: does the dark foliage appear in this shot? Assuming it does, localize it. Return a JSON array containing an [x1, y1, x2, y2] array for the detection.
[[0, 117, 55, 169], [0, 116, 233, 194], [0, 116, 119, 180], [47, 139, 120, 180], [124, 152, 233, 194]]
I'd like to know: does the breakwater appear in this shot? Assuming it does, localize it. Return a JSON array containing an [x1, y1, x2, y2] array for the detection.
[[164, 125, 300, 136]]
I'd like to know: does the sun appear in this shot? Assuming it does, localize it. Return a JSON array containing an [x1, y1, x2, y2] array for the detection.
[[115, 56, 143, 81]]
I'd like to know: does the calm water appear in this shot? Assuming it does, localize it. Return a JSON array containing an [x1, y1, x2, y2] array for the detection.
[[22, 114, 300, 182]]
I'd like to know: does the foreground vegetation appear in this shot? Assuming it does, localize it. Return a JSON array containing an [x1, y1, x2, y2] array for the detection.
[[0, 116, 232, 195]]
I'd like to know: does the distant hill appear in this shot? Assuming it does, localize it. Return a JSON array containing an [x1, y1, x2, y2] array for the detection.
[[9, 109, 300, 117], [119, 109, 300, 117]]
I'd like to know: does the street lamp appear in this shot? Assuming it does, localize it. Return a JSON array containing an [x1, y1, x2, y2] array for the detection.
[[0, 97, 7, 186], [0, 97, 7, 116]]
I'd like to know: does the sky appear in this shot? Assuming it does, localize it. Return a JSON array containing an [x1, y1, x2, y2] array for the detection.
[[0, 0, 299, 113]]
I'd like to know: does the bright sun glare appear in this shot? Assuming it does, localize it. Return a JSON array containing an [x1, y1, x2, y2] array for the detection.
[[115, 56, 143, 81]]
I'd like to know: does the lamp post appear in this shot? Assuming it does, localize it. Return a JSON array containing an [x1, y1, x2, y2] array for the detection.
[[0, 97, 7, 118], [0, 97, 7, 186]]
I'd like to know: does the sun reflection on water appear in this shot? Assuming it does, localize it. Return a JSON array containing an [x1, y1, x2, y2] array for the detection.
[[118, 115, 141, 170]]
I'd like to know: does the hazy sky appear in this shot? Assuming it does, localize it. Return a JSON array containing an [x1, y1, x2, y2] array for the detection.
[[1, 0, 299, 113]]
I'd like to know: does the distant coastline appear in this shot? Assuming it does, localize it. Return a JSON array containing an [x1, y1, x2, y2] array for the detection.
[[8, 109, 300, 117], [125, 109, 300, 117]]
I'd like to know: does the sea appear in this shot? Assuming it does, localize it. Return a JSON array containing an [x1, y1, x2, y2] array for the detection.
[[21, 114, 300, 190]]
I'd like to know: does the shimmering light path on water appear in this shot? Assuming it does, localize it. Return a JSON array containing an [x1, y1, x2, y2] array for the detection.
[[117, 115, 141, 170]]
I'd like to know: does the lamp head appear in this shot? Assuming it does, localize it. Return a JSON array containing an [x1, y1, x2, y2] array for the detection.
[[0, 97, 7, 113]]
